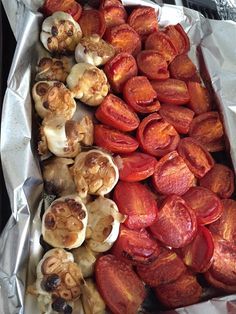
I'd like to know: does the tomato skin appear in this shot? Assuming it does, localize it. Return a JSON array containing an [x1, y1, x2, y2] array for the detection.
[[95, 94, 140, 132], [104, 53, 138, 93], [205, 271, 236, 293], [159, 104, 194, 134], [128, 7, 158, 40], [101, 5, 127, 28], [113, 181, 158, 230], [137, 113, 180, 157], [164, 23, 190, 55], [116, 152, 157, 182], [123, 77, 160, 113], [180, 226, 214, 273], [199, 163, 234, 199], [137, 50, 169, 80], [169, 54, 197, 81], [104, 23, 141, 56], [95, 254, 146, 314], [149, 195, 197, 248], [41, 0, 82, 21], [79, 9, 106, 37], [151, 79, 190, 105], [94, 124, 139, 153], [136, 247, 186, 287], [145, 31, 178, 63], [100, 0, 123, 9], [187, 82, 212, 115], [111, 226, 160, 265], [152, 151, 195, 196], [182, 187, 223, 225], [155, 272, 202, 309], [177, 137, 215, 179]]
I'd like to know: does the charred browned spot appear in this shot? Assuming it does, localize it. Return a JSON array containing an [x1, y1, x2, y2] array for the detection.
[[65, 121, 79, 140], [36, 82, 49, 96], [54, 60, 64, 67], [43, 101, 49, 109], [103, 225, 112, 238], [84, 152, 101, 167], [51, 26, 58, 36], [67, 30, 74, 37], [47, 38, 52, 44], [45, 213, 56, 229], [38, 57, 52, 67], [54, 81, 63, 88]]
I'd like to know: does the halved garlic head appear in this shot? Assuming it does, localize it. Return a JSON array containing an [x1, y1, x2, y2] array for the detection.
[[42, 195, 88, 249], [66, 63, 109, 106], [75, 34, 115, 66], [35, 56, 74, 83], [71, 149, 119, 198], [72, 245, 98, 278], [42, 157, 76, 196], [36, 248, 84, 312], [86, 196, 124, 252], [40, 12, 82, 54], [81, 279, 106, 314], [32, 81, 76, 120]]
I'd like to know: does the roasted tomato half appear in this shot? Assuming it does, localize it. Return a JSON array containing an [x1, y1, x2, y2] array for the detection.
[[155, 272, 202, 309], [137, 50, 169, 80], [164, 23, 190, 55], [180, 226, 214, 273], [205, 271, 236, 293], [94, 124, 139, 153], [136, 247, 186, 287], [95, 94, 140, 132], [199, 163, 235, 199], [128, 7, 158, 40], [187, 82, 212, 115], [152, 150, 195, 196], [123, 76, 160, 113], [183, 187, 223, 225], [145, 31, 177, 63], [159, 104, 194, 134], [209, 199, 236, 245], [104, 52, 138, 93], [41, 0, 82, 21], [137, 113, 180, 157], [177, 137, 214, 179], [104, 23, 141, 56], [113, 181, 158, 230], [101, 5, 127, 28], [169, 54, 197, 81], [111, 226, 160, 265], [116, 152, 157, 182], [189, 111, 225, 152], [149, 195, 197, 248], [100, 0, 123, 9], [79, 9, 106, 37], [95, 254, 146, 314], [151, 79, 190, 105]]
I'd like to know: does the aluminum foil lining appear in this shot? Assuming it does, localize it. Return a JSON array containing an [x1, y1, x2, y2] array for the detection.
[[1, 0, 236, 313]]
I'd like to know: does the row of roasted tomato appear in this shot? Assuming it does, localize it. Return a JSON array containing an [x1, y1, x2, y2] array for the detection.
[[33, 0, 236, 314]]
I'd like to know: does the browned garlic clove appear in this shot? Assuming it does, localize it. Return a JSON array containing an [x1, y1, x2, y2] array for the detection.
[[32, 81, 76, 120], [81, 279, 106, 314], [40, 12, 82, 54], [66, 63, 109, 106]]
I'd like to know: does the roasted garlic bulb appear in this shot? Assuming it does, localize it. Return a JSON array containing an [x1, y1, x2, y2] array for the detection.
[[75, 34, 115, 66], [72, 245, 98, 278], [42, 195, 88, 249], [35, 56, 74, 83], [32, 81, 76, 120], [86, 196, 124, 252], [81, 279, 106, 314], [36, 248, 84, 313], [38, 115, 94, 158], [40, 12, 82, 54], [71, 149, 119, 198], [66, 63, 109, 106]]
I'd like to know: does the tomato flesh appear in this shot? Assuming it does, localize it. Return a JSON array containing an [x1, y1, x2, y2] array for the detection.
[[79, 9, 106, 37], [41, 0, 82, 21], [169, 54, 197, 81], [187, 82, 212, 115], [101, 5, 127, 28], [164, 23, 190, 55]]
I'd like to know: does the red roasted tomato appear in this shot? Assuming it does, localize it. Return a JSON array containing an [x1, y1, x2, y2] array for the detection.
[[123, 76, 160, 113], [199, 163, 235, 199], [179, 226, 214, 273], [94, 124, 139, 153], [95, 254, 146, 314], [111, 226, 160, 265], [149, 195, 197, 248], [95, 94, 140, 132], [113, 181, 158, 229], [104, 53, 138, 93], [164, 23, 190, 55], [151, 79, 190, 105], [187, 82, 212, 115], [189, 111, 225, 152], [116, 152, 157, 182], [137, 50, 169, 80], [101, 5, 127, 28], [152, 150, 195, 196], [79, 9, 106, 37], [41, 0, 82, 21], [169, 54, 197, 81], [137, 113, 180, 157], [159, 104, 195, 134], [177, 137, 215, 178], [136, 247, 186, 287], [205, 271, 236, 293], [99, 0, 123, 9], [182, 187, 223, 225]]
